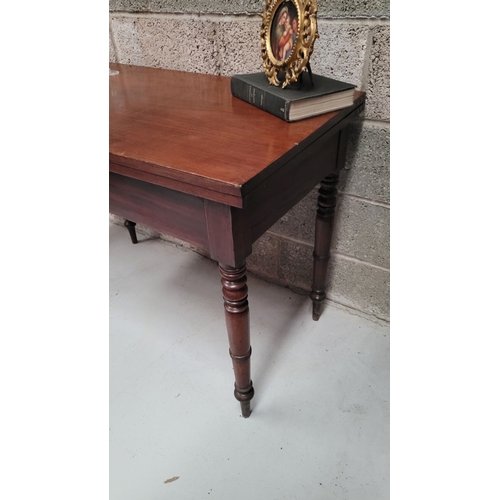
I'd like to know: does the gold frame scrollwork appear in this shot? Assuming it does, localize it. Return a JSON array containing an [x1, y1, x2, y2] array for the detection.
[[260, 0, 318, 88]]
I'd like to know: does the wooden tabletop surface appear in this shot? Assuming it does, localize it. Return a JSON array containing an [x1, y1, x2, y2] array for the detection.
[[109, 63, 364, 203]]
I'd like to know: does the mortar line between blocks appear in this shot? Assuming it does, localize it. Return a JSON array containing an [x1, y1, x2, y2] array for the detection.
[[332, 252, 389, 272], [360, 118, 390, 128], [361, 26, 373, 92], [109, 12, 390, 26], [267, 232, 389, 272], [338, 192, 390, 208]]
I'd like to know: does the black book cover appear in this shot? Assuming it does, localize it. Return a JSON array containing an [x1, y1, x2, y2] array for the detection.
[[230, 72, 355, 122]]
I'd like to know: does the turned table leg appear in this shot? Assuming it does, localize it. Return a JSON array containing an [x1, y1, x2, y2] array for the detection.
[[310, 173, 339, 321], [124, 219, 138, 244], [219, 263, 254, 418]]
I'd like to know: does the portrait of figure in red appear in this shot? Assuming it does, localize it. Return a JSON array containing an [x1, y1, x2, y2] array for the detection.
[[271, 1, 299, 62]]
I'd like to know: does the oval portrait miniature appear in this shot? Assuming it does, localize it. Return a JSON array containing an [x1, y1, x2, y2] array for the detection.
[[261, 0, 318, 88]]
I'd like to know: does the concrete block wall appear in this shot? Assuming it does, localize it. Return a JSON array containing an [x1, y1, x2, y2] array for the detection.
[[109, 0, 390, 322]]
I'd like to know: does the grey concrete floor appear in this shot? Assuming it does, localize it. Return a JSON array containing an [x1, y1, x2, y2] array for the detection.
[[109, 221, 390, 500]]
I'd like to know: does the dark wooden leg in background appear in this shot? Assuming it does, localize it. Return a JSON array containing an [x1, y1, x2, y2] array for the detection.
[[124, 219, 138, 244], [220, 262, 254, 418], [310, 173, 339, 321]]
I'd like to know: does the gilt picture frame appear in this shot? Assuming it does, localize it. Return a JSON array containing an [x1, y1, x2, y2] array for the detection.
[[260, 0, 318, 88]]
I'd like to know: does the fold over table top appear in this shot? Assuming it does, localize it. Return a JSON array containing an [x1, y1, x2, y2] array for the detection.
[[109, 63, 365, 208]]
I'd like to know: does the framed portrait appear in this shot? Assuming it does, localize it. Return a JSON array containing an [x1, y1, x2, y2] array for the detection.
[[260, 0, 318, 88]]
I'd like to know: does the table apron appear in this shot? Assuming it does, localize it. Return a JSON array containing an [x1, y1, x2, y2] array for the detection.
[[109, 172, 210, 250], [245, 128, 344, 242]]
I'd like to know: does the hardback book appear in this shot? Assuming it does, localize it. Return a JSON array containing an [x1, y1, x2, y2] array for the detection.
[[230, 72, 356, 122]]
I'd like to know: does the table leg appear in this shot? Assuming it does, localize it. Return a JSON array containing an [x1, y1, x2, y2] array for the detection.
[[124, 219, 138, 244], [219, 262, 254, 418], [310, 173, 339, 321]]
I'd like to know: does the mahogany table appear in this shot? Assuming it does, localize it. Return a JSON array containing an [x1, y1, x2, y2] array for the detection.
[[109, 63, 365, 418]]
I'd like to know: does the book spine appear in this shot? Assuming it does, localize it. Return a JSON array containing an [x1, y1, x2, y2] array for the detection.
[[231, 77, 290, 121]]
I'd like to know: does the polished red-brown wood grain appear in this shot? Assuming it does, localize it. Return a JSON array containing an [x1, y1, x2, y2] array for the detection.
[[109, 63, 365, 208]]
